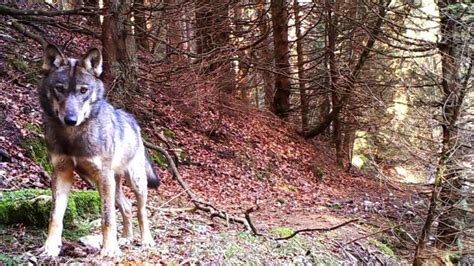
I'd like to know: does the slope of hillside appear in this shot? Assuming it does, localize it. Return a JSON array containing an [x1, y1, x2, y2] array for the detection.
[[0, 30, 425, 264]]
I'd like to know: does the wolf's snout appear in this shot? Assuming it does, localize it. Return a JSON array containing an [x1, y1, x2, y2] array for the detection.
[[64, 113, 78, 126]]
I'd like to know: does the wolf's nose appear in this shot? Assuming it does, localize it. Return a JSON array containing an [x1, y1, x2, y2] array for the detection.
[[64, 115, 77, 126]]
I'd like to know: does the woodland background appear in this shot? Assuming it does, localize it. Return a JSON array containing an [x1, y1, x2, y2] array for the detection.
[[0, 0, 472, 264]]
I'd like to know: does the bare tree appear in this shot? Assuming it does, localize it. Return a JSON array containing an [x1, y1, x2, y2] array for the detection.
[[414, 1, 473, 263]]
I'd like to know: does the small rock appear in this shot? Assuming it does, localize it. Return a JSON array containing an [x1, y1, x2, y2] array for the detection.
[[363, 200, 374, 211], [79, 235, 102, 250], [89, 218, 102, 228]]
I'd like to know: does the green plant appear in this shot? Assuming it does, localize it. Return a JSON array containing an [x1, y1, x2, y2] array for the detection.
[[0, 254, 20, 266]]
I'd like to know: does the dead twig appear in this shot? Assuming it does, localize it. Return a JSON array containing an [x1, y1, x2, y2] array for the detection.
[[274, 219, 359, 241], [148, 207, 196, 213], [245, 206, 262, 236]]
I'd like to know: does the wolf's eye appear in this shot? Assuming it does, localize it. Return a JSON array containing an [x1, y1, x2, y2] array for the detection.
[[55, 85, 64, 93], [80, 86, 88, 94]]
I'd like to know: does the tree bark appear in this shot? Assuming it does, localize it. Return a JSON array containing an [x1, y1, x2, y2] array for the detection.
[[164, 0, 184, 62], [414, 0, 471, 263], [134, 0, 149, 50], [102, 0, 138, 105], [195, 0, 235, 93], [294, 0, 308, 131], [270, 0, 291, 118], [256, 0, 274, 111], [83, 0, 100, 26]]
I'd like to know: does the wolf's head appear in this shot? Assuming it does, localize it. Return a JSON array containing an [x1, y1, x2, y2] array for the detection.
[[39, 44, 105, 126]]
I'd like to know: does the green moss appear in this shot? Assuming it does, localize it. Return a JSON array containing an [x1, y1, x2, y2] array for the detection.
[[271, 227, 294, 237], [224, 243, 243, 260], [174, 148, 191, 164], [0, 254, 20, 266], [21, 124, 52, 175], [149, 149, 168, 169], [369, 239, 395, 257], [7, 55, 29, 72], [63, 220, 94, 240], [311, 163, 325, 180], [142, 133, 169, 169], [163, 128, 176, 138], [70, 191, 100, 218], [0, 189, 100, 230], [6, 55, 38, 83]]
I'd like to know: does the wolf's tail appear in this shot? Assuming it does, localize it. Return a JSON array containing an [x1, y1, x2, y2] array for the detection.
[[145, 155, 160, 189]]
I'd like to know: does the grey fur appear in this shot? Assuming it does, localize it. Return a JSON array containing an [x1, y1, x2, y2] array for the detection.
[[38, 44, 159, 257]]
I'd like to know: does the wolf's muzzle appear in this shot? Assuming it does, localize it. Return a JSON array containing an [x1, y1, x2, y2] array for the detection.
[[64, 113, 78, 126]]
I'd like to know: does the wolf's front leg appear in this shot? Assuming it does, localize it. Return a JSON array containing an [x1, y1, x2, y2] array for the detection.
[[99, 170, 121, 257], [41, 155, 74, 257]]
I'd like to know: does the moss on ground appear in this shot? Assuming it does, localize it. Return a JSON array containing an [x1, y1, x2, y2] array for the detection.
[[21, 123, 52, 175], [369, 239, 396, 258], [149, 149, 168, 169], [0, 189, 100, 229]]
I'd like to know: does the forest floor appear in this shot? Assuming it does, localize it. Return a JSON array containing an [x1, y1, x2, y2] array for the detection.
[[0, 25, 429, 264]]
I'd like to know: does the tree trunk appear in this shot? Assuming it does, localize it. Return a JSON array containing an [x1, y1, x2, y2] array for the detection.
[[134, 0, 149, 50], [294, 0, 308, 131], [83, 0, 100, 26], [434, 0, 470, 251], [256, 0, 274, 111], [414, 0, 471, 263], [342, 114, 357, 170], [164, 0, 184, 62], [195, 0, 235, 93], [270, 0, 291, 118], [102, 0, 138, 106]]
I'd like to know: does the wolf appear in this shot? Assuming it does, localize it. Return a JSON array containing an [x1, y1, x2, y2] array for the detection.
[[38, 44, 160, 257]]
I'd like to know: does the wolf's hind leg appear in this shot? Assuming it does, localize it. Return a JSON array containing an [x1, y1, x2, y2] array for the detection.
[[41, 156, 74, 257], [128, 159, 155, 247], [115, 175, 133, 241]]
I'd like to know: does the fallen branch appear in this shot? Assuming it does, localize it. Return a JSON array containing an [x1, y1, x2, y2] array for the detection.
[[148, 207, 195, 213], [245, 206, 261, 236], [144, 141, 197, 199], [144, 141, 251, 231], [274, 219, 359, 241], [0, 5, 98, 17], [10, 20, 47, 46]]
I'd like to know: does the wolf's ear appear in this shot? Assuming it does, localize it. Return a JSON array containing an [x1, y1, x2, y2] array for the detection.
[[42, 44, 67, 74], [80, 48, 103, 77]]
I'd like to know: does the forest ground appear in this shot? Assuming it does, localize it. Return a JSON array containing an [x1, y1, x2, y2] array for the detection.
[[0, 30, 430, 264]]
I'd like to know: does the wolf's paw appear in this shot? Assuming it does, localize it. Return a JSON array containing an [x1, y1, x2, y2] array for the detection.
[[141, 237, 155, 248], [100, 246, 122, 258], [39, 241, 61, 257], [118, 237, 133, 246]]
